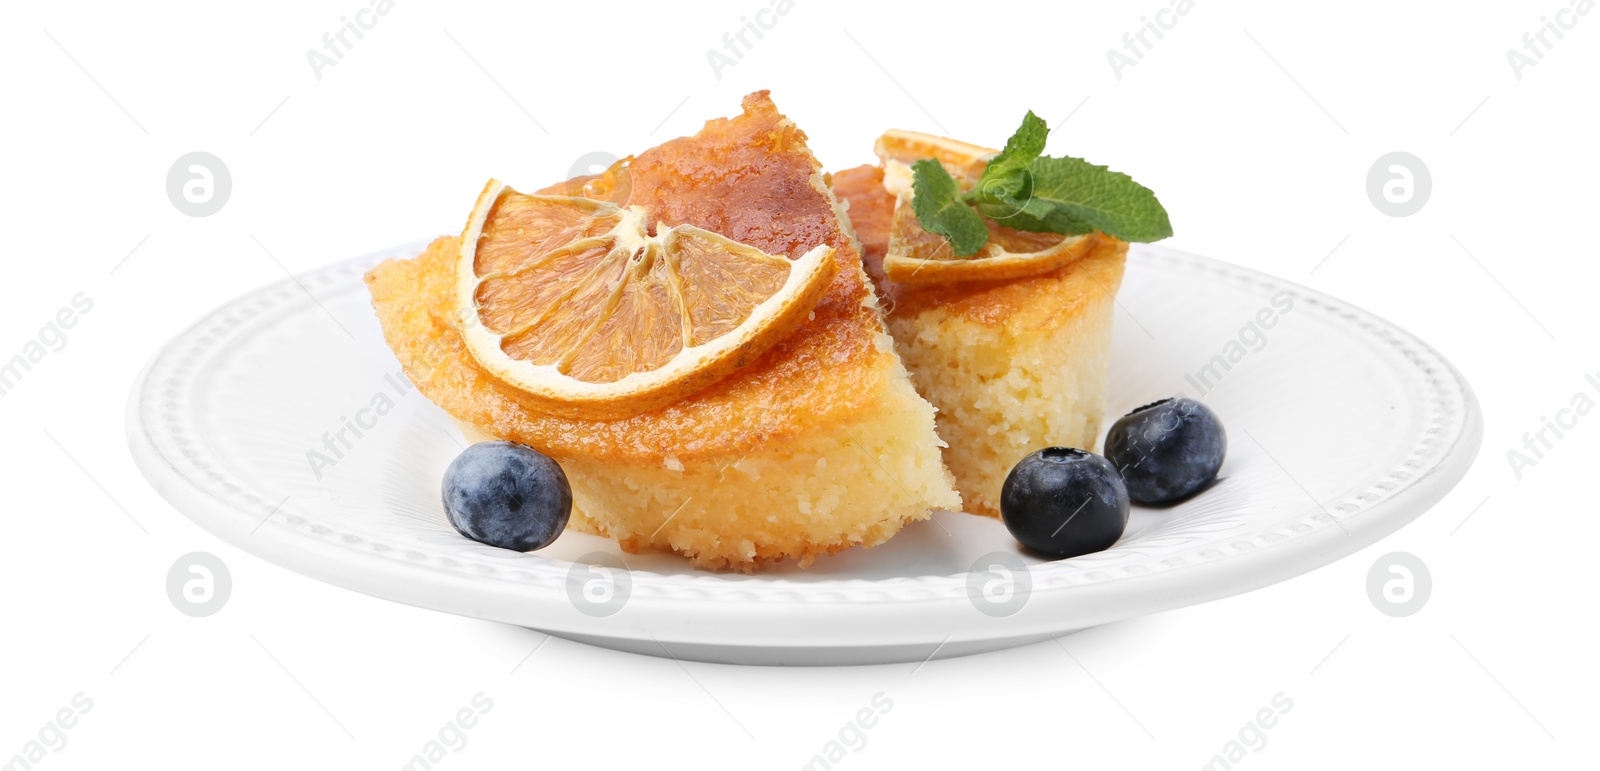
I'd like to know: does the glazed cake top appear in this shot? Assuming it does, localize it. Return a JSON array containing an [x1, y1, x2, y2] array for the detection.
[[366, 92, 904, 463]]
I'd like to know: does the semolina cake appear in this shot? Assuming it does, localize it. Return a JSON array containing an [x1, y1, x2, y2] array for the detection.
[[833, 151, 1127, 518], [366, 92, 959, 571]]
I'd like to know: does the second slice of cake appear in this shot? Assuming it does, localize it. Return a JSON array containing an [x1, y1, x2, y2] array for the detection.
[[833, 130, 1130, 518]]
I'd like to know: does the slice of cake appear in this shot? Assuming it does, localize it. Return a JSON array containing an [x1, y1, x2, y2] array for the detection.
[[832, 130, 1130, 518], [366, 92, 959, 571]]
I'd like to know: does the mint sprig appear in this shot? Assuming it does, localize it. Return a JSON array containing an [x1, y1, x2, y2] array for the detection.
[[911, 158, 988, 257], [910, 112, 1171, 256]]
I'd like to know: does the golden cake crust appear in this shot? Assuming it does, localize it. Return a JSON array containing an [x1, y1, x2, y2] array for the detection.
[[365, 93, 897, 464]]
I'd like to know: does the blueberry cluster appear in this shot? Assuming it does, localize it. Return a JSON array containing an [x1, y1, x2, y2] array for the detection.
[[1000, 397, 1226, 559]]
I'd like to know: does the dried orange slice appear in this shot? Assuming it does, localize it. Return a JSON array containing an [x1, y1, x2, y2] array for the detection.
[[455, 179, 837, 419], [884, 195, 1100, 285], [874, 130, 1100, 286], [874, 129, 993, 193]]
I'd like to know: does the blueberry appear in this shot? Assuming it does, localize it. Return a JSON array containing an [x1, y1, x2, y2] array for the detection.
[[1000, 448, 1130, 559], [1104, 397, 1226, 504], [442, 441, 572, 552]]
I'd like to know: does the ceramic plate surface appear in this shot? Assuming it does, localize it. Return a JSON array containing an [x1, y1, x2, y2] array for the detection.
[[127, 242, 1480, 665]]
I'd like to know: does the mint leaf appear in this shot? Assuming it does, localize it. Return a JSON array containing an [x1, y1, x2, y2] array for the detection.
[[976, 110, 1048, 192], [911, 158, 989, 257], [988, 195, 1095, 235], [1023, 155, 1172, 242], [968, 111, 1048, 211]]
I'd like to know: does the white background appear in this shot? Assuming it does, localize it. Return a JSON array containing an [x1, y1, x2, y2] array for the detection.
[[1, 0, 1595, 768]]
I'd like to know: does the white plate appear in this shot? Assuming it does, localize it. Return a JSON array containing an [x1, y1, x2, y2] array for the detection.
[[127, 242, 1481, 665]]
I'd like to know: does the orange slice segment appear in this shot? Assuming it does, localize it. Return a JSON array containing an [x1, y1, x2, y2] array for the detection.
[[873, 130, 1102, 285], [455, 179, 837, 419], [884, 194, 1101, 285], [874, 129, 994, 193]]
